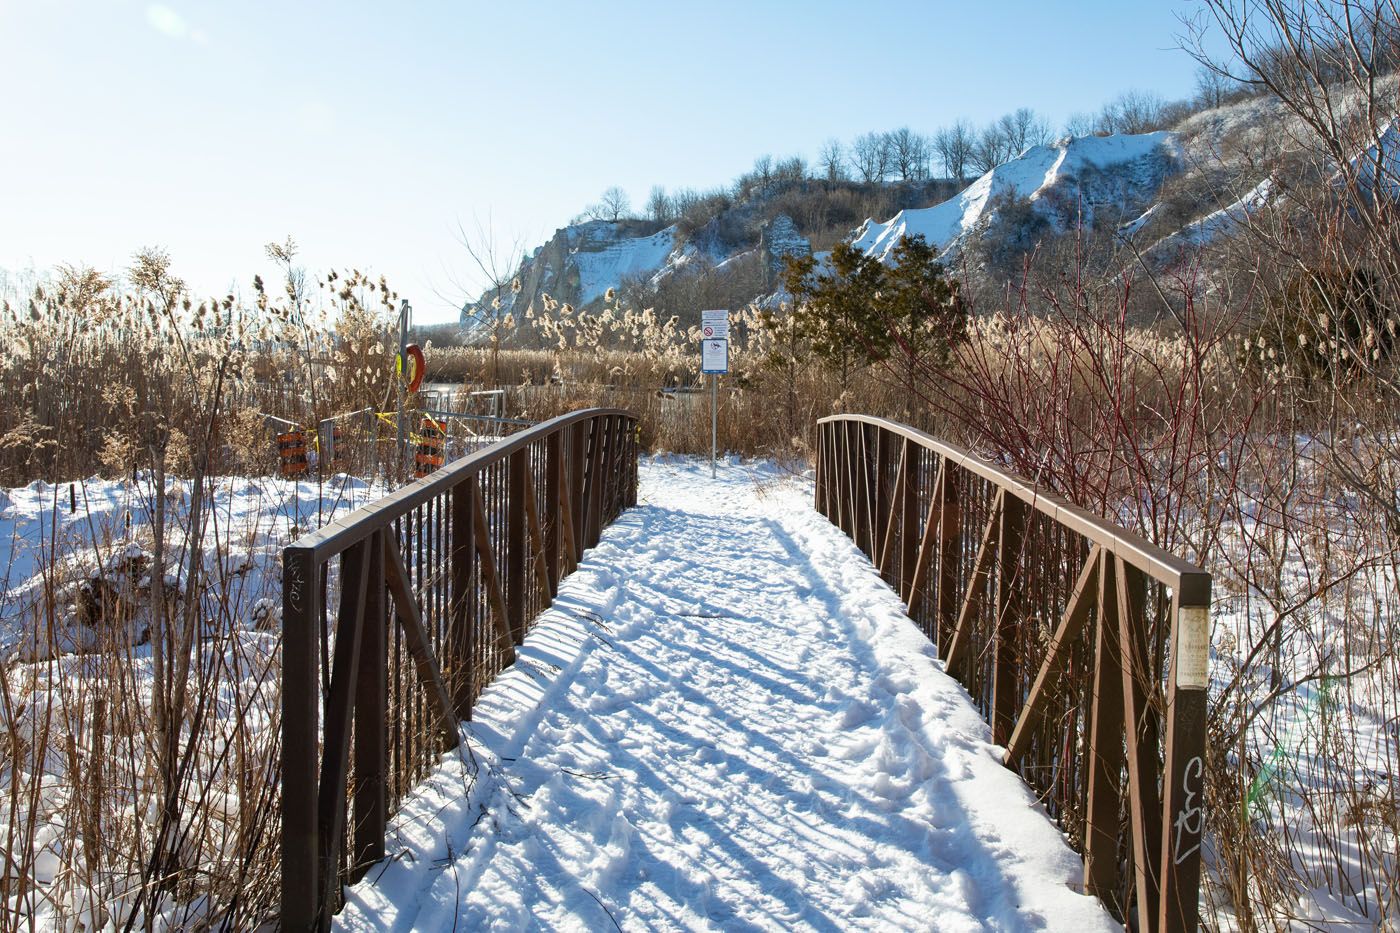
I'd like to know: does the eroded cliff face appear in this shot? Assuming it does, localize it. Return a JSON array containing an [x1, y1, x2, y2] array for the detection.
[[461, 219, 675, 337], [852, 132, 1181, 263], [459, 94, 1333, 341], [758, 214, 811, 279], [462, 136, 1188, 341]]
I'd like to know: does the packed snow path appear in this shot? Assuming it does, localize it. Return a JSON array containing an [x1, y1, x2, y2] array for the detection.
[[337, 459, 1116, 932]]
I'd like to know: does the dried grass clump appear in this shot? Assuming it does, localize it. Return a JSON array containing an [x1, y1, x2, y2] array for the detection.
[[0, 252, 404, 485]]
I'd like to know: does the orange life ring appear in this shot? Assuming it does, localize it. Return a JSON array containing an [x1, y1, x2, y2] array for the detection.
[[397, 344, 426, 392]]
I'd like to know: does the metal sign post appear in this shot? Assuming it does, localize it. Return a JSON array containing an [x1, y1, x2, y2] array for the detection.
[[700, 310, 729, 479], [395, 299, 411, 477]]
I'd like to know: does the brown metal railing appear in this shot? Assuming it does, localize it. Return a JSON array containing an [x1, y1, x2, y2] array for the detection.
[[280, 408, 638, 930], [816, 415, 1209, 932]]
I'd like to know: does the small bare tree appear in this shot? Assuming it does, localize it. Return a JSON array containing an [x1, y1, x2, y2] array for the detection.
[[751, 154, 774, 189], [452, 214, 527, 386], [1095, 89, 1167, 133], [970, 121, 1013, 174], [590, 186, 632, 222], [1193, 63, 1235, 109], [646, 185, 674, 223], [933, 120, 975, 183], [818, 137, 847, 185], [887, 126, 931, 181], [851, 131, 892, 183], [1003, 107, 1053, 153], [1063, 111, 1097, 137]]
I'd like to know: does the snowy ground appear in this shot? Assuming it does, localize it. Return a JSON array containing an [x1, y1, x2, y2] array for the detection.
[[336, 457, 1114, 932], [0, 473, 380, 657]]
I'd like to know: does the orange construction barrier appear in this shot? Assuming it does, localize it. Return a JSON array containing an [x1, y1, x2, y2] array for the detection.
[[414, 417, 445, 478], [277, 430, 309, 477]]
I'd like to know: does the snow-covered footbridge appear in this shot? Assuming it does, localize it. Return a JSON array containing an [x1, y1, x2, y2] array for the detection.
[[280, 410, 1210, 932]]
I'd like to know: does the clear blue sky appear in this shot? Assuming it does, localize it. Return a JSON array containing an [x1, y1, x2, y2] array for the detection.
[[0, 1, 1222, 323]]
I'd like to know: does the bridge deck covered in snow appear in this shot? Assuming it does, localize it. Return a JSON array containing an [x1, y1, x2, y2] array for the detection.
[[333, 458, 1116, 931]]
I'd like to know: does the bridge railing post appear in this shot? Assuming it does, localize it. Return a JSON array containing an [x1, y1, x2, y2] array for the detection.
[[281, 544, 321, 931], [1159, 589, 1210, 932]]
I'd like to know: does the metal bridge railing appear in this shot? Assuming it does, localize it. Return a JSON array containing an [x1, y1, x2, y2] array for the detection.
[[816, 414, 1210, 932], [280, 408, 638, 930]]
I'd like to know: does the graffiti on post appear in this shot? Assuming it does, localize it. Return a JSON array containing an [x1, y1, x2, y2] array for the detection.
[[1173, 755, 1204, 866]]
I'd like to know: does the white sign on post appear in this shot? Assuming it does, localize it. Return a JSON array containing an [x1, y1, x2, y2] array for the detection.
[[701, 309, 729, 340], [701, 338, 728, 374], [700, 310, 730, 479]]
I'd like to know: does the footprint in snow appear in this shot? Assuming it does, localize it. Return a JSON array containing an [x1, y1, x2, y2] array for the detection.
[[837, 698, 879, 729], [894, 694, 927, 734]]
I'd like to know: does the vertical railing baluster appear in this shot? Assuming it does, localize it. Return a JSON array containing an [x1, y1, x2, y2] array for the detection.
[[992, 493, 1027, 745], [449, 483, 475, 718], [604, 415, 621, 520], [844, 421, 858, 540], [899, 445, 918, 613], [570, 422, 587, 561], [1084, 548, 1125, 909], [354, 529, 387, 878], [586, 416, 606, 549], [835, 422, 850, 535], [595, 416, 610, 525], [877, 437, 905, 579], [545, 433, 561, 599], [317, 541, 369, 913], [859, 423, 868, 545], [937, 462, 960, 655], [507, 450, 526, 645], [1116, 557, 1162, 930], [828, 421, 836, 524], [873, 427, 891, 563], [851, 422, 867, 553], [629, 416, 640, 507]]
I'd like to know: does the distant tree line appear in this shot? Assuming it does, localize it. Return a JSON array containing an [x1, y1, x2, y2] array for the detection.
[[572, 67, 1256, 236]]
